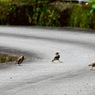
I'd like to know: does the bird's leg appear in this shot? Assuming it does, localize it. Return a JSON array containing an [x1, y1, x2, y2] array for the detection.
[[58, 59, 63, 63]]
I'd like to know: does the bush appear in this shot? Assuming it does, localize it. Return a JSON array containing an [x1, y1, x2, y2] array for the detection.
[[0, 1, 61, 26], [70, 3, 95, 29], [0, 1, 95, 29], [0, 2, 8, 24], [7, 4, 29, 25]]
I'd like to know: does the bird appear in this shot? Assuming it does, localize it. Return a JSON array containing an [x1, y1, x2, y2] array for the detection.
[[88, 62, 95, 70], [16, 55, 24, 66], [52, 52, 61, 62]]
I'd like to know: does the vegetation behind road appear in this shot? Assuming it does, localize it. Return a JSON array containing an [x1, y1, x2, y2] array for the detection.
[[0, 0, 95, 30]]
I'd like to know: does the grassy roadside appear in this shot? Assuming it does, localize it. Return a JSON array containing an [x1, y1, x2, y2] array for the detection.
[[0, 53, 18, 63]]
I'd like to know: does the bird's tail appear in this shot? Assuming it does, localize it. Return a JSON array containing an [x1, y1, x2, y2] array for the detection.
[[88, 62, 95, 66], [88, 64, 92, 66]]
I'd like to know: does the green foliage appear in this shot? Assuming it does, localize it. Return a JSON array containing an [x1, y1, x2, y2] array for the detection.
[[90, 3, 95, 14], [31, 6, 60, 26], [70, 4, 95, 29], [27, 3, 60, 26], [0, 1, 60, 26], [90, 0, 95, 3], [0, 0, 95, 29]]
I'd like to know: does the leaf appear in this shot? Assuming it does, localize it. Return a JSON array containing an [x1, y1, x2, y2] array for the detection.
[[90, 9, 94, 14], [92, 4, 95, 9]]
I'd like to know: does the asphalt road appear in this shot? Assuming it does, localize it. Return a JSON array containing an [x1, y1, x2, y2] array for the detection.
[[0, 26, 95, 95]]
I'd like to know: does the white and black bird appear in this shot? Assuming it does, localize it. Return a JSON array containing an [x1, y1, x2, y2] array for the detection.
[[52, 52, 61, 62]]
